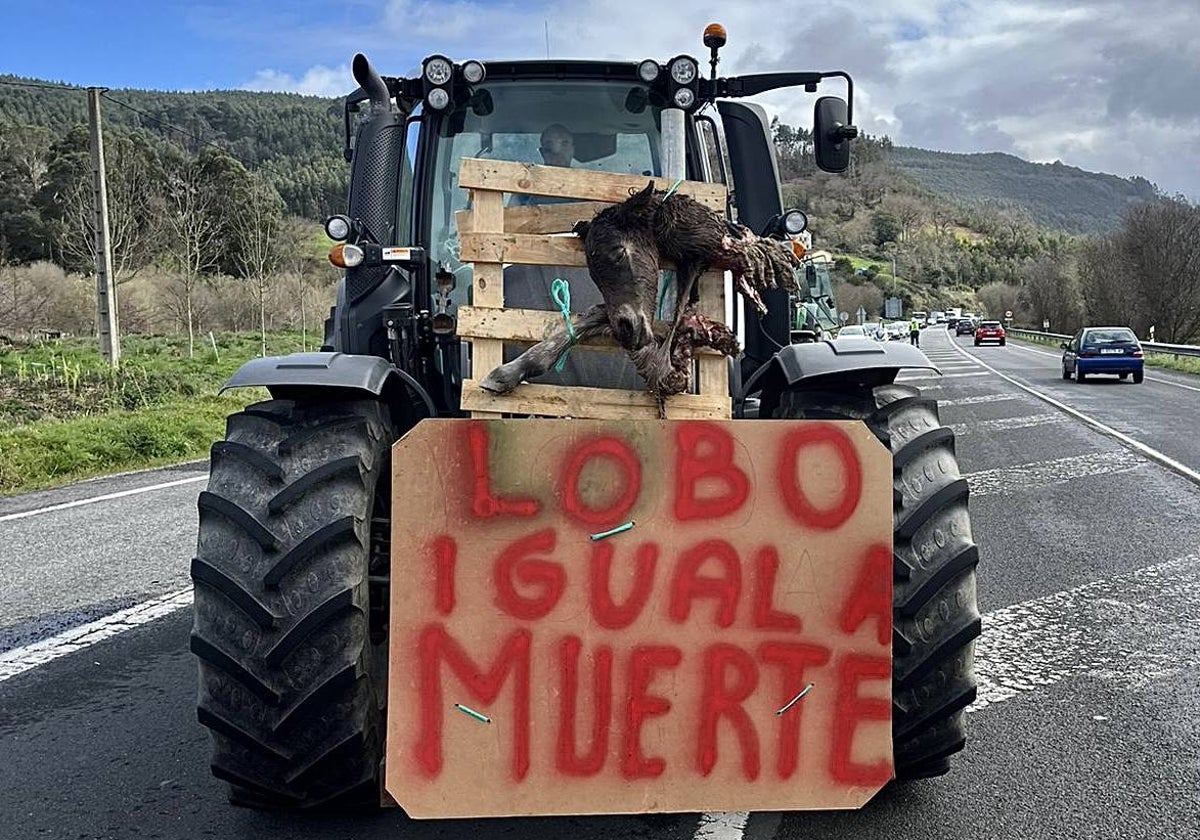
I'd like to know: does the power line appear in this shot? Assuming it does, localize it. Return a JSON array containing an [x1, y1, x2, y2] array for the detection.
[[98, 91, 241, 161]]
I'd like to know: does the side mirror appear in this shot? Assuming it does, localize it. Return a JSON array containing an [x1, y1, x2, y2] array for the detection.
[[814, 96, 857, 173], [1060, 342, 1069, 349]]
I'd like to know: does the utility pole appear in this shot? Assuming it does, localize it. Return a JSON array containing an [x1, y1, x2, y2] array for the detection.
[[87, 87, 120, 368]]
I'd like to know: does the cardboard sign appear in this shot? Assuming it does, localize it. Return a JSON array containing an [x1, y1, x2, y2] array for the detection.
[[387, 420, 893, 818]]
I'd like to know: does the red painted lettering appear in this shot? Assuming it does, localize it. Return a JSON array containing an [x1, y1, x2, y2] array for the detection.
[[669, 539, 741, 628], [431, 535, 456, 616], [839, 543, 893, 647], [829, 653, 892, 786], [697, 644, 760, 780], [589, 541, 658, 629], [415, 624, 531, 780], [752, 545, 802, 632], [622, 645, 683, 779], [674, 422, 749, 521], [493, 529, 565, 620], [759, 641, 832, 779], [776, 424, 863, 530], [556, 636, 613, 777], [561, 435, 642, 527], [467, 423, 540, 519]]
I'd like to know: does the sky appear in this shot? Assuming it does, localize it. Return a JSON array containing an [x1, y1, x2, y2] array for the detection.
[[2, 0, 1198, 199]]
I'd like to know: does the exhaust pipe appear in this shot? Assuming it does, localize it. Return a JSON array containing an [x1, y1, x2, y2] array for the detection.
[[352, 53, 391, 112]]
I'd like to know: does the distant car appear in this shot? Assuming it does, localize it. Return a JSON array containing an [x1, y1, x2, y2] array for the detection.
[[956, 318, 978, 335], [1061, 326, 1144, 383], [886, 321, 909, 341], [863, 321, 887, 341], [836, 325, 870, 339], [974, 320, 1006, 345]]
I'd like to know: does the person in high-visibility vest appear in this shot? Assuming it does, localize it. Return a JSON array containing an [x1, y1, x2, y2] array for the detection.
[[909, 316, 922, 346]]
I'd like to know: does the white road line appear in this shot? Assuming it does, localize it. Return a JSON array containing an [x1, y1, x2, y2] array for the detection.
[[0, 588, 194, 682], [940, 394, 1022, 407], [965, 450, 1143, 497], [0, 475, 208, 523], [693, 811, 751, 840], [896, 371, 988, 382], [1006, 340, 1200, 394], [949, 413, 1064, 436], [972, 552, 1200, 709], [949, 339, 1200, 487]]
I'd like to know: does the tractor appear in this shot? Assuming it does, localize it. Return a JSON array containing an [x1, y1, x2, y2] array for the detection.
[[192, 24, 980, 815]]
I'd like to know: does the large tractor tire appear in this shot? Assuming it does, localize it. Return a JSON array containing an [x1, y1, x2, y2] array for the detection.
[[192, 398, 393, 808], [771, 382, 980, 779]]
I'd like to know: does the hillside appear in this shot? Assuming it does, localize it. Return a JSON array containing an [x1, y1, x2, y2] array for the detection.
[[889, 146, 1158, 235], [0, 75, 346, 219]]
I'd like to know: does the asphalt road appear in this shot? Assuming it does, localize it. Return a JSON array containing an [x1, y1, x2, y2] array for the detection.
[[3, 328, 1200, 840]]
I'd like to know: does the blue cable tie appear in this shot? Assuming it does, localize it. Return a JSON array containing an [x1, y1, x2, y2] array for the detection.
[[551, 278, 576, 372]]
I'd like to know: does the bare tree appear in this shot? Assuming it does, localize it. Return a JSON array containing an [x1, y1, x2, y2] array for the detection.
[[976, 282, 1022, 322], [1077, 235, 1131, 330], [232, 176, 285, 356], [161, 157, 222, 357], [1120, 200, 1200, 343], [1019, 252, 1084, 333]]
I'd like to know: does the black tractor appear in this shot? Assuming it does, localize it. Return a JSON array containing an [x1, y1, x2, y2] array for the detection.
[[192, 27, 980, 809]]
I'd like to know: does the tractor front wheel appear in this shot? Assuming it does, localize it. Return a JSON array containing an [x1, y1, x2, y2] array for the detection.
[[192, 398, 393, 808], [771, 383, 981, 779]]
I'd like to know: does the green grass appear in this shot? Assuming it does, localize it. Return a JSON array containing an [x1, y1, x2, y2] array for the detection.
[[0, 331, 308, 495]]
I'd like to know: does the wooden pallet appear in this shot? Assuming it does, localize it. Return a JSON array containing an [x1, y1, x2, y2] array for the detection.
[[454, 158, 731, 420]]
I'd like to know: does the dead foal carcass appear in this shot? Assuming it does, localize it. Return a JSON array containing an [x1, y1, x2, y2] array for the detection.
[[479, 182, 799, 414]]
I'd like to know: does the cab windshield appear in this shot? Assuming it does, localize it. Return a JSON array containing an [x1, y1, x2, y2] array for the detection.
[[430, 79, 664, 306]]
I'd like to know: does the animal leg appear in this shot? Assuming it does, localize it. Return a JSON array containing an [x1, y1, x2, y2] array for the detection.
[[478, 303, 611, 393]]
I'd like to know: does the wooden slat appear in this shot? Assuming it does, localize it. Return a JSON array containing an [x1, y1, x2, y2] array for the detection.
[[456, 201, 611, 236], [457, 305, 722, 355], [460, 232, 588, 267], [696, 269, 730, 398], [461, 380, 730, 420], [469, 189, 505, 419], [459, 158, 726, 211]]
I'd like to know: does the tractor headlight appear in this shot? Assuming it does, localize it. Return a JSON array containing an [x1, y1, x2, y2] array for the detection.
[[324, 215, 352, 242], [637, 59, 660, 83], [783, 209, 808, 235], [669, 56, 698, 85], [672, 87, 696, 108], [427, 87, 451, 110], [423, 56, 453, 85], [461, 60, 486, 84]]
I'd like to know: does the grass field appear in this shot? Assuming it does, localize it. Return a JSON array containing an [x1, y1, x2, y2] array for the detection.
[[0, 332, 309, 495]]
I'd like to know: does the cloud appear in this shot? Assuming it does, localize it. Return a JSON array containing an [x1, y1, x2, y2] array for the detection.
[[242, 64, 352, 97], [228, 0, 1200, 198]]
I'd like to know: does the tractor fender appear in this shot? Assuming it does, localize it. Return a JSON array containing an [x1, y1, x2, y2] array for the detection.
[[743, 340, 938, 410], [222, 351, 435, 419]]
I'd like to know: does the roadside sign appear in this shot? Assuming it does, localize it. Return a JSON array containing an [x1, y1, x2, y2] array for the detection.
[[839, 311, 849, 324], [1004, 310, 1013, 319], [856, 306, 866, 325], [884, 297, 903, 319]]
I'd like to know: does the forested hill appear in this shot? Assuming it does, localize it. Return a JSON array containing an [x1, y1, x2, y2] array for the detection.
[[2, 74, 1159, 232], [889, 146, 1158, 235], [0, 75, 346, 219]]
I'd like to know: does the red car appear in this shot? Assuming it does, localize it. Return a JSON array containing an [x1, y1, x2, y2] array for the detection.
[[974, 320, 1006, 346]]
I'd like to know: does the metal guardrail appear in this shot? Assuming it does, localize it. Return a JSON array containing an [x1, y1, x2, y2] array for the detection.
[[1005, 328, 1200, 359]]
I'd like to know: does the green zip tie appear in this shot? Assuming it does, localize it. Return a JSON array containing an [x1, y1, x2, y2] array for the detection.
[[662, 177, 685, 199], [656, 271, 673, 320], [455, 703, 492, 724], [551, 277, 576, 372], [775, 683, 814, 716], [589, 520, 635, 541]]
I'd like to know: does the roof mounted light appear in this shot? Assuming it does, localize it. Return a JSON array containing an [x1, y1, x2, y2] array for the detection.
[[423, 56, 453, 85], [669, 56, 698, 85], [672, 87, 696, 108], [462, 60, 486, 84], [637, 59, 660, 83], [324, 214, 352, 242], [427, 87, 451, 110]]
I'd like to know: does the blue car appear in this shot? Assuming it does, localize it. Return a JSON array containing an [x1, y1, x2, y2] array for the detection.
[[1061, 326, 1145, 383]]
